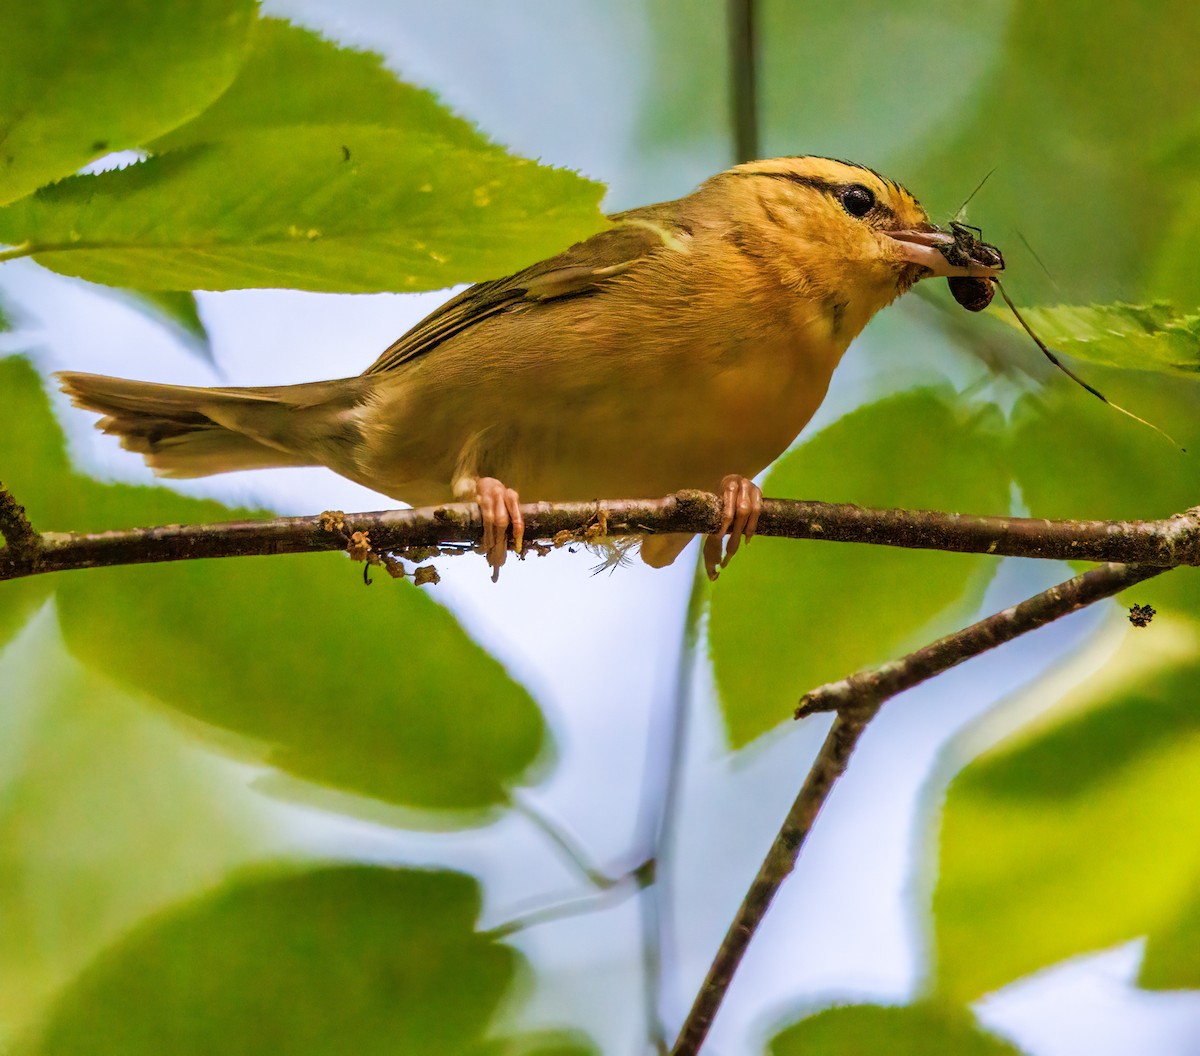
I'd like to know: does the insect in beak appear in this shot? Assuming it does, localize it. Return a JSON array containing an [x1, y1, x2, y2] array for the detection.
[[943, 222, 1006, 311], [887, 224, 1005, 284]]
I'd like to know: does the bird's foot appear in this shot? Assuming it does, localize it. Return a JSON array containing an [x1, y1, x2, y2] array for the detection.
[[474, 476, 524, 581], [702, 474, 762, 580]]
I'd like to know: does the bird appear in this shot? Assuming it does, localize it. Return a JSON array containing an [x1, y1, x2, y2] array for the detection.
[[58, 156, 1002, 579]]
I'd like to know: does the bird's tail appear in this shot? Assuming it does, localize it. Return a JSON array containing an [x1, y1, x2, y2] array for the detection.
[[57, 372, 368, 479]]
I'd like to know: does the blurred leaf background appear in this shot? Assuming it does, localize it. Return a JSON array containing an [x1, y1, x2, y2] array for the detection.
[[1, 2, 1198, 1054]]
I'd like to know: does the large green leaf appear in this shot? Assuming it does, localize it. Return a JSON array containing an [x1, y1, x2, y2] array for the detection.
[[710, 389, 1009, 747], [0, 0, 256, 206], [767, 1002, 1026, 1056], [0, 128, 606, 292], [25, 866, 531, 1056], [56, 556, 547, 813], [150, 18, 494, 153], [0, 357, 547, 813], [0, 616, 276, 1032], [932, 618, 1200, 1000], [992, 302, 1200, 376], [0, 352, 79, 649]]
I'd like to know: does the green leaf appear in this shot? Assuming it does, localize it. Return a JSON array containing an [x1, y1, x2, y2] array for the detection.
[[1140, 889, 1200, 990], [767, 1002, 1026, 1056], [0, 0, 256, 206], [116, 290, 212, 360], [709, 389, 1008, 747], [991, 302, 1200, 376], [0, 575, 49, 653], [0, 616, 275, 1032], [933, 619, 1200, 1000], [150, 18, 494, 154], [27, 866, 523, 1056], [56, 557, 547, 813], [0, 353, 77, 650], [0, 128, 607, 292], [0, 357, 547, 813]]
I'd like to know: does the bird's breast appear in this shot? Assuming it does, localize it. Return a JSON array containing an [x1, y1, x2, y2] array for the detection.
[[358, 276, 853, 504]]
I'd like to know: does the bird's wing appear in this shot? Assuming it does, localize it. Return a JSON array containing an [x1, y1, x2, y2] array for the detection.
[[365, 209, 691, 375]]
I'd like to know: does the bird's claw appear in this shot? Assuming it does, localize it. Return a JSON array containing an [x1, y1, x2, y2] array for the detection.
[[704, 474, 762, 580], [475, 476, 524, 581]]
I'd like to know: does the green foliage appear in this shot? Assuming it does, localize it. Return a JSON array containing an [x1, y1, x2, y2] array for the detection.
[[26, 865, 571, 1056], [1008, 386, 1200, 612], [0, 128, 605, 293], [933, 621, 1200, 1000], [0, 357, 546, 812], [0, 4, 606, 293], [1141, 890, 1200, 990], [710, 389, 1008, 746], [149, 18, 494, 153], [0, 0, 256, 206], [767, 1003, 1026, 1056], [638, 3, 1007, 173], [993, 302, 1200, 376], [909, 0, 1200, 307], [0, 619, 278, 1028]]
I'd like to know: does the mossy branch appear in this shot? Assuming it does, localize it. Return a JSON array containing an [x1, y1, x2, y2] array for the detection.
[[1, 491, 1198, 581]]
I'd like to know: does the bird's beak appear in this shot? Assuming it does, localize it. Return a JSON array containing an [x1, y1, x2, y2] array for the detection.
[[887, 227, 1003, 278]]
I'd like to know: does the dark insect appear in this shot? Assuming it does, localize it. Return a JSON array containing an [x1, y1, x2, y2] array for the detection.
[[940, 220, 1003, 311], [948, 276, 994, 311]]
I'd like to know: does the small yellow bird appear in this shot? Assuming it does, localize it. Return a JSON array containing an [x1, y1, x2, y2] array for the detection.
[[59, 156, 1001, 578]]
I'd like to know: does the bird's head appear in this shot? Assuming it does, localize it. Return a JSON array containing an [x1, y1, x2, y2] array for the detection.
[[709, 156, 1002, 330]]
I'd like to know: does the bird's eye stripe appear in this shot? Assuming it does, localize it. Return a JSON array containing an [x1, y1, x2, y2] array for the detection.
[[732, 170, 840, 194], [736, 170, 891, 209], [732, 170, 903, 223]]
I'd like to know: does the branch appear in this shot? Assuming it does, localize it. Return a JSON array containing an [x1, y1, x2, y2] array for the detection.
[[669, 561, 1166, 1056], [796, 562, 1165, 717], [2, 492, 1199, 583], [0, 480, 40, 567], [727, 0, 759, 164]]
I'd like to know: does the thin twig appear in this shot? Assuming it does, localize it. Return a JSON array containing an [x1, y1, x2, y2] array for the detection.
[[670, 712, 867, 1056], [670, 560, 1167, 1055], [797, 562, 1166, 717], [636, 560, 709, 1054], [728, 0, 759, 164], [0, 481, 40, 565], [0, 243, 34, 264], [511, 793, 623, 891], [486, 879, 643, 942], [3, 494, 1200, 583]]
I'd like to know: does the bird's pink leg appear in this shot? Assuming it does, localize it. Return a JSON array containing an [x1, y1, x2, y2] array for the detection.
[[702, 473, 762, 580], [471, 476, 524, 581]]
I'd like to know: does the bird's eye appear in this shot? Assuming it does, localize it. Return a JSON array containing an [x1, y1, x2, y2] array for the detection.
[[838, 184, 875, 218]]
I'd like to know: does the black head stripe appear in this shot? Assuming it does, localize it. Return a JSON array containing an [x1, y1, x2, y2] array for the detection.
[[732, 168, 897, 221]]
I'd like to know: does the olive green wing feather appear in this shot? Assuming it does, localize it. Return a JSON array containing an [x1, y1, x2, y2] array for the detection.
[[365, 209, 690, 375]]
